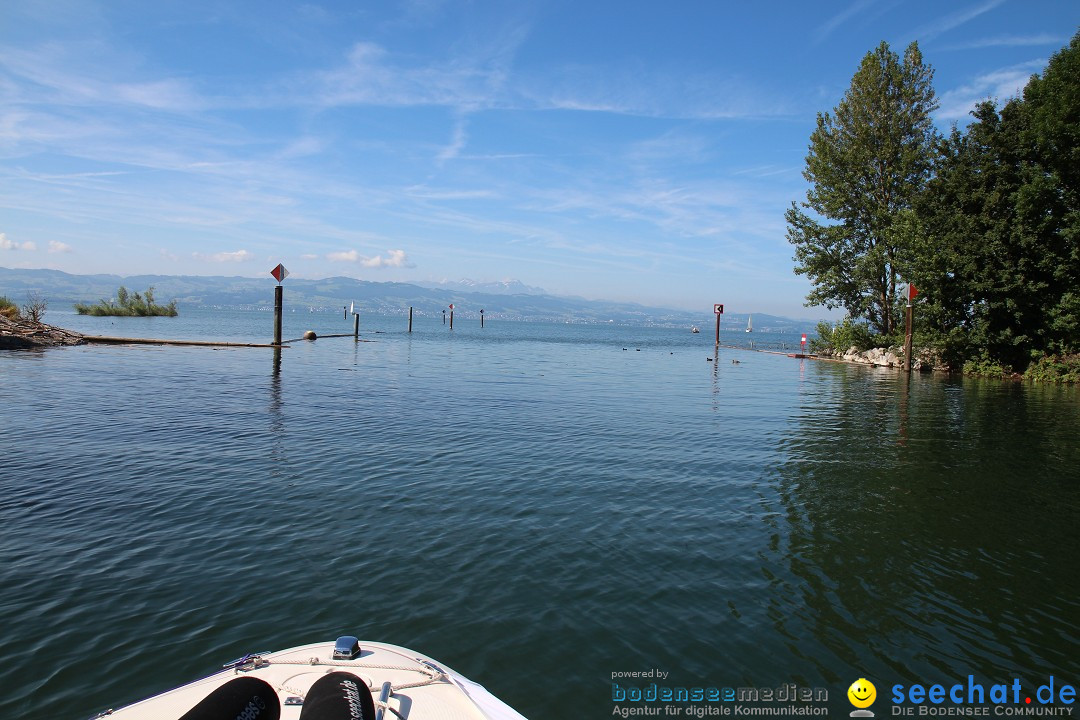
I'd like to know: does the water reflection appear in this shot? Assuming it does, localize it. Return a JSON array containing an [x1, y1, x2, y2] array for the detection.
[[269, 349, 285, 476], [765, 368, 1080, 699]]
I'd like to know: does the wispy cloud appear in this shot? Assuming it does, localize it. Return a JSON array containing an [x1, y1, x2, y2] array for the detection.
[[520, 59, 793, 120], [194, 249, 256, 262], [1, 45, 204, 112], [278, 136, 327, 159], [937, 61, 1043, 120], [308, 40, 511, 110], [327, 248, 412, 268], [912, 0, 1006, 43], [0, 232, 36, 251], [437, 116, 468, 163], [48, 240, 72, 253], [814, 0, 877, 44], [940, 33, 1065, 51], [297, 32, 786, 121]]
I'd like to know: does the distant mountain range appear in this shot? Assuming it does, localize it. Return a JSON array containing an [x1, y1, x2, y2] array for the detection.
[[0, 267, 818, 328]]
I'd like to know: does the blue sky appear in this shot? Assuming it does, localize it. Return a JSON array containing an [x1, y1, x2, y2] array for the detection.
[[1, 1, 1076, 316]]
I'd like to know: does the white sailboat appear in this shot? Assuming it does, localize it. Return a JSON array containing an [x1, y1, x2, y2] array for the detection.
[[745, 315, 753, 333]]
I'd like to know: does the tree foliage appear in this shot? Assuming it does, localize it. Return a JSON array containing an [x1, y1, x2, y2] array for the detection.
[[788, 41, 940, 336], [792, 32, 1080, 375], [913, 32, 1080, 370]]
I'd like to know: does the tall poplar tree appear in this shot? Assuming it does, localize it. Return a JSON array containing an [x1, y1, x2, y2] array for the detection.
[[787, 41, 939, 336]]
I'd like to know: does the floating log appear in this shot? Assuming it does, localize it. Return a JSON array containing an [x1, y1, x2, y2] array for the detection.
[[84, 336, 284, 348]]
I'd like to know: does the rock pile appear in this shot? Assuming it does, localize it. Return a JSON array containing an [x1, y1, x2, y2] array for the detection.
[[829, 346, 948, 371], [0, 315, 85, 349]]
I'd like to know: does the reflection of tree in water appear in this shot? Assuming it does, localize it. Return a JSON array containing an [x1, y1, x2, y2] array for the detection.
[[761, 367, 1080, 692]]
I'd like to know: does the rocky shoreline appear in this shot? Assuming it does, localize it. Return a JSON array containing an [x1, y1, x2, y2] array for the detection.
[[817, 345, 950, 372], [0, 315, 85, 349]]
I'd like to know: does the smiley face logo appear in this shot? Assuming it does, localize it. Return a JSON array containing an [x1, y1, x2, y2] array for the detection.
[[848, 678, 876, 708]]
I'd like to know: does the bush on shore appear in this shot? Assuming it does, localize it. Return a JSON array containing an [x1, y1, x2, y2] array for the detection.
[[1023, 354, 1080, 383], [0, 295, 17, 320], [810, 318, 877, 354], [75, 286, 178, 317]]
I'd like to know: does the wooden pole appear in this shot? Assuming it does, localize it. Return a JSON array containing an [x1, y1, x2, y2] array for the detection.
[[353, 312, 359, 339], [409, 306, 413, 333], [903, 302, 914, 373], [714, 312, 720, 347], [273, 285, 283, 346], [450, 309, 454, 330], [480, 309, 484, 328]]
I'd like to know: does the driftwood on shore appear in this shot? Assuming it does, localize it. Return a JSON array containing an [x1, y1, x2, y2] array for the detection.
[[0, 315, 85, 349]]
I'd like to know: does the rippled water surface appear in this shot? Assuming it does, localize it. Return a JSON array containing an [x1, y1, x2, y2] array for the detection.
[[3, 310, 1078, 719]]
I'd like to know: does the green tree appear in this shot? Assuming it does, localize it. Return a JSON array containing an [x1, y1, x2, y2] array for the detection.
[[787, 41, 940, 336], [1022, 31, 1080, 356], [913, 31, 1080, 370]]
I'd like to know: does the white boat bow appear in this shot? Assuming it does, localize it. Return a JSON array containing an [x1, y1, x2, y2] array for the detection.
[[91, 636, 528, 720]]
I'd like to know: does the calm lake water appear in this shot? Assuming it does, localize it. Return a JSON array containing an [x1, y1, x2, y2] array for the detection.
[[2, 309, 1078, 719]]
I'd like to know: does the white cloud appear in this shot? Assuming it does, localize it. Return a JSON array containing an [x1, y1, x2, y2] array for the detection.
[[937, 62, 1042, 120], [0, 233, 36, 251], [364, 249, 409, 267], [327, 248, 412, 268], [193, 249, 256, 262], [48, 240, 73, 253], [301, 253, 319, 260], [327, 249, 361, 262]]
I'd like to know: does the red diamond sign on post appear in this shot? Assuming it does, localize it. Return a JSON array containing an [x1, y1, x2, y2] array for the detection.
[[270, 263, 289, 283]]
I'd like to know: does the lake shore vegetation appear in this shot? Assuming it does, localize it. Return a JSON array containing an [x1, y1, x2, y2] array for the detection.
[[0, 296, 17, 320], [75, 286, 178, 317], [791, 32, 1080, 381]]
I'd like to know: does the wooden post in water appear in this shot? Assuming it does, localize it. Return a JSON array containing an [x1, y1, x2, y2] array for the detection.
[[903, 283, 917, 373], [274, 285, 283, 346], [353, 312, 359, 339], [903, 303, 914, 373], [713, 303, 723, 347], [480, 309, 484, 328], [408, 306, 413, 333], [442, 310, 446, 325], [450, 308, 454, 330]]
